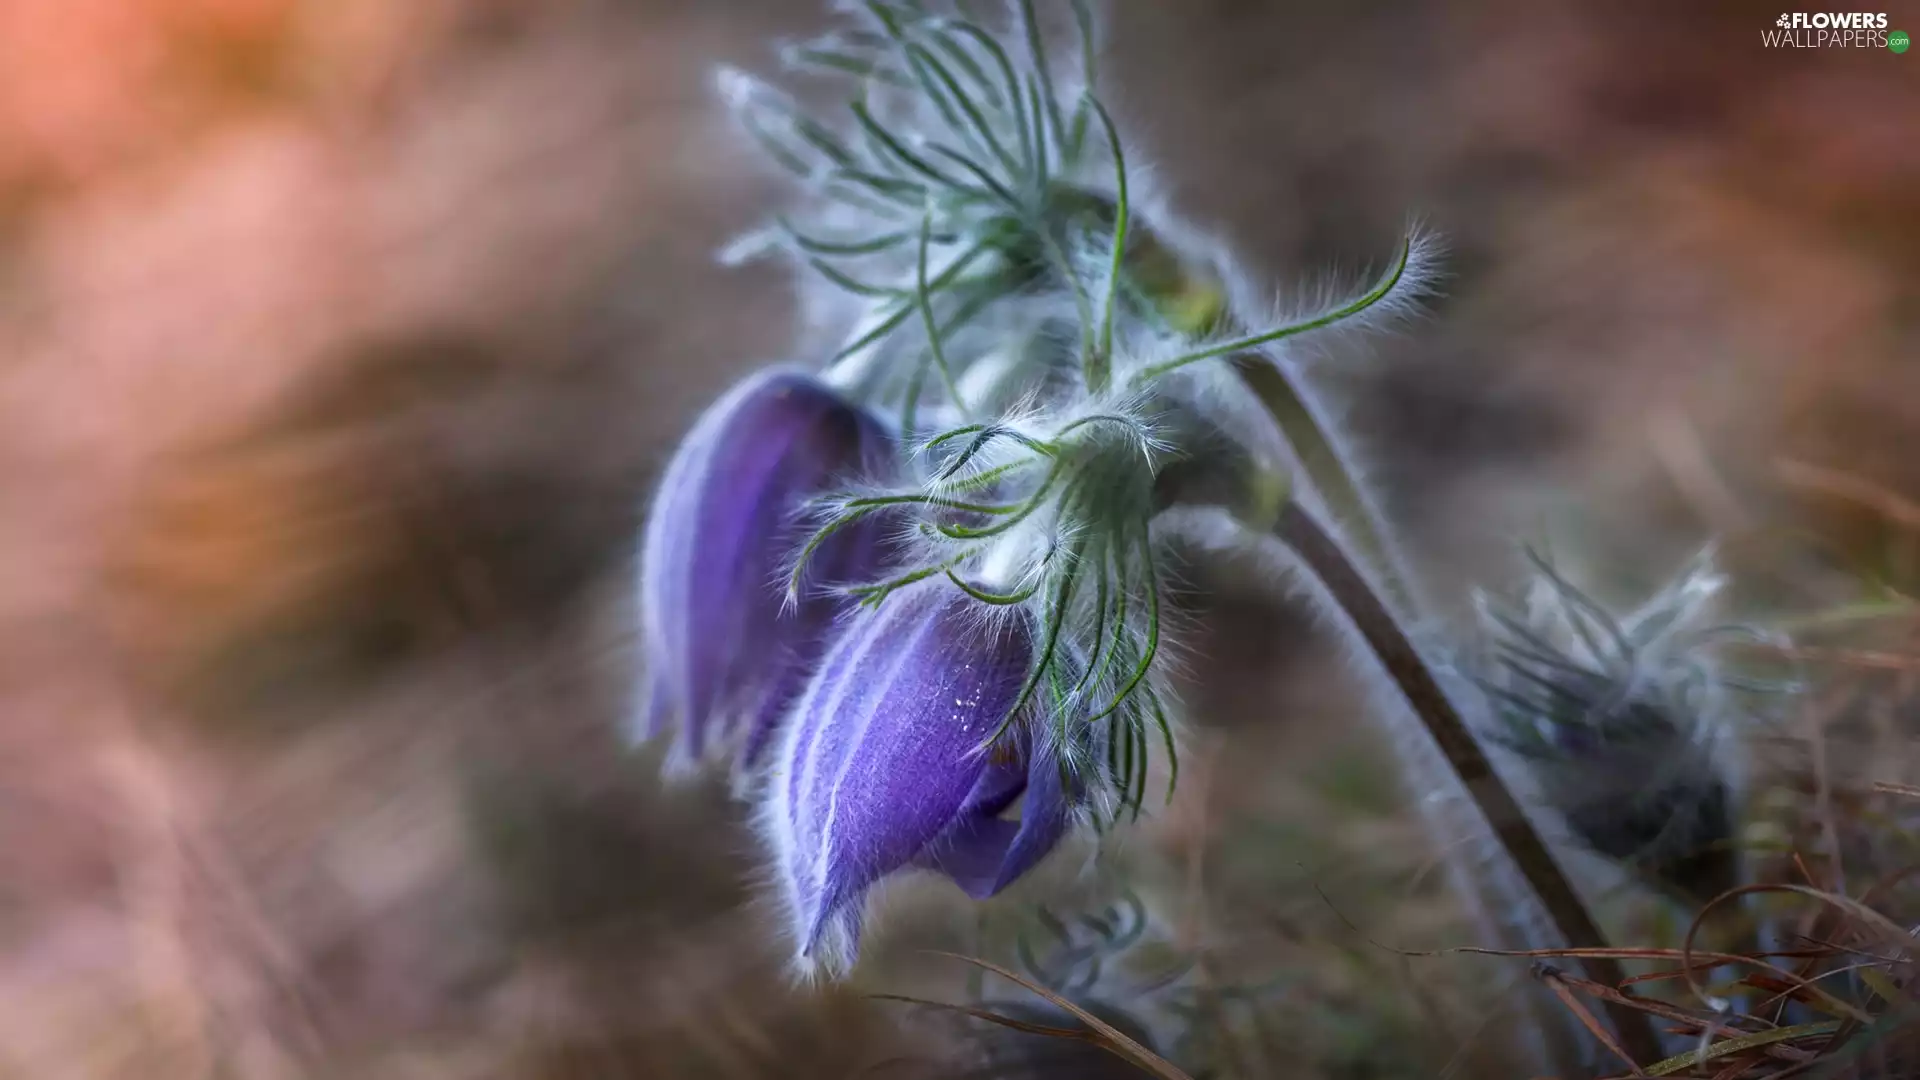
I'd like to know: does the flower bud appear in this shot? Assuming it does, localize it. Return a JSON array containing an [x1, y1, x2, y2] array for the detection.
[[764, 584, 1070, 977], [636, 368, 891, 772], [1475, 550, 1766, 907]]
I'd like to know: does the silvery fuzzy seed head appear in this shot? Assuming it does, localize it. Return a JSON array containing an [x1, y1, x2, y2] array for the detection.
[[1474, 548, 1787, 906], [634, 368, 893, 774], [763, 581, 1074, 978]]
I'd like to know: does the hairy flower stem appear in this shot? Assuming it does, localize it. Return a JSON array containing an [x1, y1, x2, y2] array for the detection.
[[1102, 212, 1413, 611], [1273, 499, 1663, 1066]]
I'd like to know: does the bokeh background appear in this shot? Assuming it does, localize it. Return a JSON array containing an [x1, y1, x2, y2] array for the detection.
[[1, 1, 1916, 1076]]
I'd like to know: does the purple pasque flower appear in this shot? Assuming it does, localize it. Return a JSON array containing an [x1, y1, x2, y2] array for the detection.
[[636, 367, 891, 772], [763, 583, 1072, 978]]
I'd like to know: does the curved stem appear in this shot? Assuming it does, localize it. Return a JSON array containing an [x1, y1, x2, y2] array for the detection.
[[1273, 500, 1663, 1068], [1233, 356, 1416, 612]]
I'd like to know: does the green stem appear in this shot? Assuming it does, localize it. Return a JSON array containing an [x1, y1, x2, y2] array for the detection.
[[1233, 356, 1418, 613]]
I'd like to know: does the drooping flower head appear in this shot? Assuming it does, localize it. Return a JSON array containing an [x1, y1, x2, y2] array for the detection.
[[635, 368, 891, 772], [765, 582, 1072, 977], [1474, 548, 1795, 906], [692, 0, 1434, 977]]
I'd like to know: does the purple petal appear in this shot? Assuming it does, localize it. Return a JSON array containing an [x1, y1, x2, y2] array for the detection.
[[734, 641, 814, 773], [636, 368, 890, 770], [767, 585, 1034, 975], [633, 671, 675, 745], [959, 748, 1031, 821], [918, 740, 1073, 900]]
